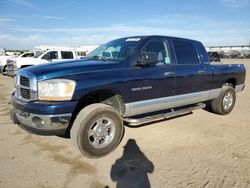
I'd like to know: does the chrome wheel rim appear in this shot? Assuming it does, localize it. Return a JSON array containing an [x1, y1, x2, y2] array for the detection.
[[88, 117, 116, 149], [223, 92, 233, 110]]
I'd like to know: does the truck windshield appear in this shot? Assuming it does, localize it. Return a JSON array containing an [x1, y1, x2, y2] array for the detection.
[[34, 51, 45, 58], [86, 37, 141, 61]]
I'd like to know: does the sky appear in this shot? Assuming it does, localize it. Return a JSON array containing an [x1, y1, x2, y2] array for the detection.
[[0, 0, 250, 49]]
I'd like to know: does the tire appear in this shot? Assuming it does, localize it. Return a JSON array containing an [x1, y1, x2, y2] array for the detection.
[[2, 65, 7, 75], [211, 85, 236, 115], [70, 103, 124, 158]]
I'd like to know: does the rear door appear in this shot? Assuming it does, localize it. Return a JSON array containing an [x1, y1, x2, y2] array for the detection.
[[172, 39, 212, 100]]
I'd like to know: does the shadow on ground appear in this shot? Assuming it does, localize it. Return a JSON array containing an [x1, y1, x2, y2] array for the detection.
[[110, 139, 154, 188]]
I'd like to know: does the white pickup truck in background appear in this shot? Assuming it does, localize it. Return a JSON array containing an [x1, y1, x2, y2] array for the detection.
[[0, 48, 12, 74], [0, 55, 12, 74], [1, 51, 37, 74], [6, 49, 79, 76]]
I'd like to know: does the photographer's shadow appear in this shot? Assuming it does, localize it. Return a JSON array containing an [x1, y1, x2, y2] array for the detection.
[[110, 139, 154, 188]]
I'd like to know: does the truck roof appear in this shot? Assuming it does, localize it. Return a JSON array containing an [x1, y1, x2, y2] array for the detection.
[[117, 35, 201, 44]]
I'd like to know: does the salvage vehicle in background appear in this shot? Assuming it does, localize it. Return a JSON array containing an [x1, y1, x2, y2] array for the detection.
[[208, 52, 220, 62], [0, 48, 12, 74], [1, 51, 38, 75], [0, 56, 12, 74], [224, 50, 241, 59], [10, 35, 246, 158], [7, 49, 79, 76], [240, 50, 250, 58], [5, 52, 36, 76]]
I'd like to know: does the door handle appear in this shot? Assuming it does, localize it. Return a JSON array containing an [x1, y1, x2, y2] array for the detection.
[[164, 72, 175, 77], [198, 70, 206, 74]]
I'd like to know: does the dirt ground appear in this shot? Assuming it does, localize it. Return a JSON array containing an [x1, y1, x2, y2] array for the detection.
[[0, 59, 249, 188]]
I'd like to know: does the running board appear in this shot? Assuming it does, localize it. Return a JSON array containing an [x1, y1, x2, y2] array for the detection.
[[124, 103, 206, 126]]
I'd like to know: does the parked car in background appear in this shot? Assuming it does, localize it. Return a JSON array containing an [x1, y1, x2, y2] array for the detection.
[[0, 55, 12, 74], [208, 52, 220, 62], [240, 50, 250, 58], [1, 51, 38, 75], [0, 56, 12, 74], [218, 51, 225, 59], [7, 49, 79, 76], [5, 51, 37, 76], [34, 45, 99, 59], [224, 50, 241, 59], [0, 48, 11, 74]]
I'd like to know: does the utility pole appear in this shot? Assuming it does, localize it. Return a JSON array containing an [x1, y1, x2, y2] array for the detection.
[[70, 33, 72, 47]]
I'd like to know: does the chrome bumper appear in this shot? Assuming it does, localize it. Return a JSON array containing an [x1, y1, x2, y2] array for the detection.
[[0, 65, 5, 73], [10, 108, 71, 135]]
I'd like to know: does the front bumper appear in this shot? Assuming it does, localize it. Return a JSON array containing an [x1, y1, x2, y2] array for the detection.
[[6, 63, 16, 77], [6, 68, 16, 77], [10, 107, 71, 135], [0, 65, 5, 73], [10, 93, 78, 135]]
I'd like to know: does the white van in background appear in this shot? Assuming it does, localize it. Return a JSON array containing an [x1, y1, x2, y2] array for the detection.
[[7, 49, 79, 76]]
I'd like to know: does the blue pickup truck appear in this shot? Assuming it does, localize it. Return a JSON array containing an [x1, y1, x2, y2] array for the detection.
[[10, 35, 246, 158]]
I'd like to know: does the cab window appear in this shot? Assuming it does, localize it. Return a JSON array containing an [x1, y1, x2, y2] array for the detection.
[[173, 40, 200, 64], [140, 38, 171, 66], [42, 51, 58, 60]]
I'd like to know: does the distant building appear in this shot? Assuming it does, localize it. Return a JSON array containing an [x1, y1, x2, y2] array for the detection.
[[206, 45, 250, 52]]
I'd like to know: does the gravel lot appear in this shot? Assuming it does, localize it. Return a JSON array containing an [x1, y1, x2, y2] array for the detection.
[[0, 59, 249, 188]]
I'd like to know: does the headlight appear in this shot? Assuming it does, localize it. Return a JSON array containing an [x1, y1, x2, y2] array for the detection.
[[38, 79, 76, 101]]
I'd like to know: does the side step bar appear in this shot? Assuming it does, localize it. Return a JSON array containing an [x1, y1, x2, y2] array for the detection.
[[124, 103, 206, 126]]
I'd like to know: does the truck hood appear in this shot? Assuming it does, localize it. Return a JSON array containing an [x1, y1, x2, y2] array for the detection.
[[0, 55, 12, 60], [20, 59, 126, 81], [16, 57, 38, 64]]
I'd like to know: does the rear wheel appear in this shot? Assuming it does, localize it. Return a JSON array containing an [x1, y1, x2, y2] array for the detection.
[[70, 103, 124, 158], [211, 85, 236, 115]]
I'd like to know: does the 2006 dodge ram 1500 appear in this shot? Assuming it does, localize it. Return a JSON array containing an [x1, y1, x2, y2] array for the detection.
[[10, 35, 246, 158]]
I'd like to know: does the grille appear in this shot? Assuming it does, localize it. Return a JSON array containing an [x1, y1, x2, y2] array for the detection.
[[17, 75, 31, 100], [20, 88, 30, 99], [20, 76, 30, 87]]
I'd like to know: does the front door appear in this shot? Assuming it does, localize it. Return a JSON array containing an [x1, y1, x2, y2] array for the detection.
[[126, 38, 176, 116]]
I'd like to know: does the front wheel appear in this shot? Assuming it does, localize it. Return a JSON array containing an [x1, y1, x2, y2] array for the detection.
[[70, 103, 124, 158], [2, 65, 7, 74], [211, 85, 236, 115]]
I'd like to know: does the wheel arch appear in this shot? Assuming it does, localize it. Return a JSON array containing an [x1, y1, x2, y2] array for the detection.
[[20, 65, 31, 69], [224, 78, 236, 88], [66, 89, 126, 136]]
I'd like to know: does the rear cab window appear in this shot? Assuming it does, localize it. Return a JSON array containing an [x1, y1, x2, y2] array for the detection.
[[173, 40, 200, 65], [61, 51, 74, 59]]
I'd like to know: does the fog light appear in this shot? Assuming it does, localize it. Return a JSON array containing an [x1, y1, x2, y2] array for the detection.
[[32, 117, 44, 128]]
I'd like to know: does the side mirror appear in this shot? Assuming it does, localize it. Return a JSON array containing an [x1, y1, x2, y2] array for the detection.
[[137, 52, 158, 66]]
